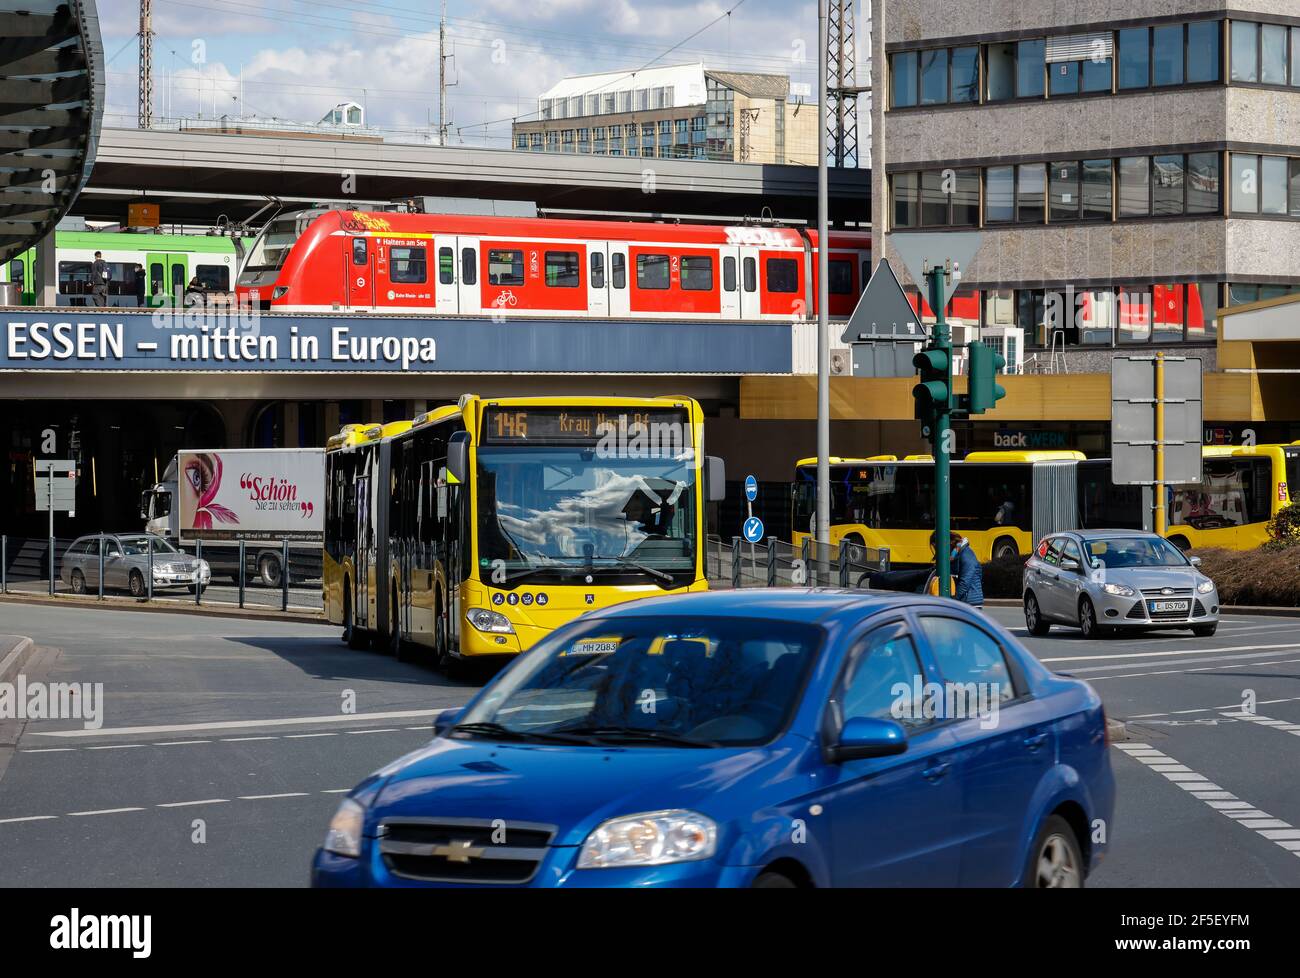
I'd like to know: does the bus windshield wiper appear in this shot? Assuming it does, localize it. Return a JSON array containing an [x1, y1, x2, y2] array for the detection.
[[555, 725, 719, 748], [449, 722, 594, 745], [591, 557, 674, 583]]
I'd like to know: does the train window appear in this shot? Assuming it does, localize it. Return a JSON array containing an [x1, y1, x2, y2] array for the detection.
[[461, 248, 476, 286], [437, 247, 453, 285], [611, 253, 626, 289], [766, 257, 799, 293], [9, 259, 23, 284], [829, 260, 853, 295], [743, 256, 757, 292], [58, 261, 91, 295], [394, 246, 429, 284], [352, 237, 367, 265], [680, 255, 714, 291], [488, 249, 524, 286], [723, 256, 737, 292], [150, 262, 164, 296], [590, 252, 605, 289], [194, 264, 230, 290], [544, 251, 580, 288], [171, 263, 185, 294], [636, 254, 670, 290]]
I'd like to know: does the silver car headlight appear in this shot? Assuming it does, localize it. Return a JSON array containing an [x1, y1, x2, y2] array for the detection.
[[1103, 583, 1135, 596], [467, 608, 514, 634], [323, 798, 366, 858], [577, 809, 717, 869], [1197, 579, 1215, 594]]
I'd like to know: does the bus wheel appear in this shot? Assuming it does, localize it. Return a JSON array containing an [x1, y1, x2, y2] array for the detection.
[[1169, 535, 1191, 552], [992, 536, 1019, 561]]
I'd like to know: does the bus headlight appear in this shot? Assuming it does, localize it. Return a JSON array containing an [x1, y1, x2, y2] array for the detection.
[[467, 608, 515, 634]]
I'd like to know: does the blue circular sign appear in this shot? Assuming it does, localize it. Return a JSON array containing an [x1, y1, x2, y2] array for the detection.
[[744, 475, 758, 501], [491, 592, 504, 605], [522, 593, 534, 605], [536, 593, 548, 606], [743, 516, 765, 543]]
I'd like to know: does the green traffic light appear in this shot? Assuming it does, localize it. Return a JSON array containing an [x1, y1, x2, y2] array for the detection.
[[967, 340, 1008, 415]]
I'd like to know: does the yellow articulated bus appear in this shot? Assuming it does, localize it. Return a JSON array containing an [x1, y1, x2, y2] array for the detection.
[[324, 394, 723, 668], [793, 443, 1300, 563]]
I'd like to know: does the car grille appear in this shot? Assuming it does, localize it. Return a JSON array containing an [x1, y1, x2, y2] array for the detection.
[[1140, 587, 1192, 596], [378, 817, 555, 884], [1194, 599, 1207, 617], [1127, 601, 1146, 619]]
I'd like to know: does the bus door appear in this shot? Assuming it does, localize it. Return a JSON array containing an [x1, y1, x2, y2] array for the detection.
[[354, 471, 371, 629], [720, 247, 741, 319], [608, 243, 630, 316], [738, 246, 761, 318], [587, 243, 609, 317], [433, 236, 458, 314], [456, 237, 480, 313], [437, 466, 461, 649], [145, 252, 187, 306], [345, 236, 374, 309]]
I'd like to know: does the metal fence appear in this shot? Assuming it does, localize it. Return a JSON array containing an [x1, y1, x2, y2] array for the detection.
[[0, 535, 323, 613], [706, 535, 890, 590]]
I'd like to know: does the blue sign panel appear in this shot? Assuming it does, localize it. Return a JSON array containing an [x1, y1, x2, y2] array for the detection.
[[743, 516, 765, 543], [744, 474, 758, 501], [0, 312, 793, 374]]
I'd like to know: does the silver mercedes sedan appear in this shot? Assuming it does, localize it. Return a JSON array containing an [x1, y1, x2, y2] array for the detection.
[[60, 533, 211, 597], [1023, 530, 1220, 639]]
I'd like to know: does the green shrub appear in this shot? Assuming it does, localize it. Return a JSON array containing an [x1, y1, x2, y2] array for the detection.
[[981, 554, 1029, 600], [1266, 504, 1300, 546]]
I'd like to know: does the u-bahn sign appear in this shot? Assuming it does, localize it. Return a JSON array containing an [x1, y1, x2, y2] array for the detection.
[[0, 311, 792, 374]]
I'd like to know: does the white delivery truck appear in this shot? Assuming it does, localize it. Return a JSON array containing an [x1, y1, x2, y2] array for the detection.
[[141, 448, 324, 586]]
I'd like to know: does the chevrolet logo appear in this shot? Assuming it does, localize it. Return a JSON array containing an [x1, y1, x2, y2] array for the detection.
[[430, 839, 485, 863]]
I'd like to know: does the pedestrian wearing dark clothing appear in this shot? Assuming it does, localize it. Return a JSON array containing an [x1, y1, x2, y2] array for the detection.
[[90, 251, 109, 307], [928, 531, 985, 607], [133, 264, 146, 306]]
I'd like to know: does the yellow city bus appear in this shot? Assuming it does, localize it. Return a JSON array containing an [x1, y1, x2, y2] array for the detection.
[[793, 444, 1300, 563], [324, 394, 723, 669]]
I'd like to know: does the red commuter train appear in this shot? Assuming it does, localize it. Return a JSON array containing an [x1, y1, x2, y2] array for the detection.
[[235, 209, 872, 319]]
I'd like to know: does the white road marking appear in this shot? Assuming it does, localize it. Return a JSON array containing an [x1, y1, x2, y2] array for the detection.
[[1044, 642, 1300, 664], [1091, 656, 1300, 682], [153, 740, 211, 746], [67, 807, 145, 817], [156, 799, 229, 808], [220, 736, 276, 742], [238, 792, 309, 800], [19, 726, 428, 754], [20, 748, 75, 754], [29, 708, 447, 739], [320, 788, 350, 794], [1220, 711, 1300, 738], [85, 744, 145, 750], [285, 733, 336, 739], [1114, 743, 1300, 861], [347, 728, 398, 735], [0, 815, 59, 824]]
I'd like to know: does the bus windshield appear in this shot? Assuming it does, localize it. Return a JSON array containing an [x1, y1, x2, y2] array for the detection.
[[476, 447, 696, 583], [243, 215, 309, 274]]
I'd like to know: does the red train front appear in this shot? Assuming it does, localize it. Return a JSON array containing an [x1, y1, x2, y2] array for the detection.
[[236, 209, 872, 320]]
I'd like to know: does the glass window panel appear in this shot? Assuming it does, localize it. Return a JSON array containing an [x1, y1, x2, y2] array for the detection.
[[1187, 153, 1221, 214], [1119, 288, 1152, 342], [1049, 60, 1079, 95], [1152, 284, 1186, 342], [1153, 24, 1185, 85], [1082, 159, 1113, 220], [1080, 290, 1117, 345], [892, 172, 919, 228], [892, 52, 918, 107], [1152, 155, 1186, 216], [1017, 163, 1046, 223], [951, 169, 980, 226], [1293, 28, 1300, 86], [1118, 27, 1150, 88], [950, 47, 978, 102], [920, 170, 950, 226], [1187, 282, 1218, 341], [1261, 24, 1288, 85], [1231, 153, 1260, 213], [1082, 57, 1112, 92], [680, 255, 713, 291], [544, 251, 580, 287], [1017, 39, 1046, 97], [1049, 160, 1080, 221], [1119, 156, 1151, 217], [985, 166, 1015, 223], [1187, 21, 1221, 84], [920, 49, 948, 105], [636, 254, 670, 290], [1228, 283, 1259, 306], [1290, 159, 1300, 217], [987, 43, 1015, 101], [1231, 21, 1258, 83], [1262, 155, 1289, 214]]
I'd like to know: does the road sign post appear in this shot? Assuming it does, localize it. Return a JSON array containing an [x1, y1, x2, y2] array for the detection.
[[35, 460, 76, 593]]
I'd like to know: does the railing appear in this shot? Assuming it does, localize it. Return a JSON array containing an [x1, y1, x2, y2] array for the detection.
[[706, 535, 890, 590], [0, 535, 322, 613]]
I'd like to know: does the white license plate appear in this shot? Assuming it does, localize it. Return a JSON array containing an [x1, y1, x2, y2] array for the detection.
[[1151, 600, 1189, 612]]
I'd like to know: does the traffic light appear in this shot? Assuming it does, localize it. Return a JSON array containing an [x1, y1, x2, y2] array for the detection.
[[912, 345, 950, 428], [966, 340, 1007, 415]]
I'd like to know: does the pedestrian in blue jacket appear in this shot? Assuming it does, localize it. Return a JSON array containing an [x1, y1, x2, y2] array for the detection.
[[929, 531, 985, 608]]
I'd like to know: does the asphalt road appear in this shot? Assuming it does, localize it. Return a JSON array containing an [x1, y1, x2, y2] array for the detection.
[[1, 600, 1299, 887]]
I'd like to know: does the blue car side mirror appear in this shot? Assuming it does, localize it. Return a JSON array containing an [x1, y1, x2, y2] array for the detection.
[[433, 707, 463, 736], [829, 716, 908, 763]]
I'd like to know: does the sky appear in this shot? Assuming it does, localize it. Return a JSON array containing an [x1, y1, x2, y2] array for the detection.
[[94, 0, 867, 147]]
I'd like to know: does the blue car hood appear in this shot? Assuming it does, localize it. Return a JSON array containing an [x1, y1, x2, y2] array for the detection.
[[370, 736, 804, 847]]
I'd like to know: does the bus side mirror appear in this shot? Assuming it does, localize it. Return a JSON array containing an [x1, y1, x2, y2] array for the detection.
[[706, 456, 726, 502], [447, 435, 470, 484]]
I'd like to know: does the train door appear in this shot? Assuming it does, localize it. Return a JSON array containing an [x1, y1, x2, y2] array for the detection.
[[738, 246, 761, 318], [608, 242, 630, 316], [145, 252, 187, 306], [345, 236, 374, 309], [456, 237, 480, 313], [433, 235, 458, 314], [720, 247, 741, 319], [587, 242, 609, 317]]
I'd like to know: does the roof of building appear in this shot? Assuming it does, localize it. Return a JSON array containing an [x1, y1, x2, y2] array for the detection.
[[704, 70, 792, 100]]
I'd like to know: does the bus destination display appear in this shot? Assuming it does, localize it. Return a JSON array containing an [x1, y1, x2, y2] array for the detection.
[[482, 408, 689, 445]]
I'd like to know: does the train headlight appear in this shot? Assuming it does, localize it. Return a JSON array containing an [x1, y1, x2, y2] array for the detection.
[[467, 608, 515, 634]]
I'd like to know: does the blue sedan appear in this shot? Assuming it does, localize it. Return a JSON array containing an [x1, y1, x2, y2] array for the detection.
[[312, 590, 1114, 888]]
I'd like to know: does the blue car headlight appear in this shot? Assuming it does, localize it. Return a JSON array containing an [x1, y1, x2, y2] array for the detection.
[[323, 798, 366, 858], [1197, 579, 1215, 594], [577, 809, 717, 869]]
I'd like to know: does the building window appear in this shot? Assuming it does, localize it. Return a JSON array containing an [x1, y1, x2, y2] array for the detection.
[[1188, 153, 1222, 213], [766, 258, 799, 294], [950, 46, 978, 102], [1231, 21, 1258, 82], [1082, 159, 1113, 219], [920, 48, 948, 105], [1152, 155, 1186, 216], [1017, 163, 1046, 223], [1188, 21, 1221, 83], [1118, 156, 1150, 216], [1049, 160, 1081, 221], [1118, 27, 1150, 88], [986, 43, 1014, 101], [1262, 23, 1289, 84], [1228, 153, 1292, 214], [1152, 24, 1184, 86], [1017, 39, 1046, 97], [985, 166, 1014, 223], [892, 171, 919, 228]]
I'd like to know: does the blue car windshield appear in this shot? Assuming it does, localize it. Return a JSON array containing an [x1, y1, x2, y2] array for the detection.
[[1085, 536, 1188, 568], [459, 616, 823, 747]]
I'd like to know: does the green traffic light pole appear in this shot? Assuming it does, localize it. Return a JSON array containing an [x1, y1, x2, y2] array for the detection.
[[927, 265, 952, 599]]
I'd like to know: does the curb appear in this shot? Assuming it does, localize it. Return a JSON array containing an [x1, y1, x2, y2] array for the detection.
[[0, 636, 36, 685], [0, 593, 324, 626]]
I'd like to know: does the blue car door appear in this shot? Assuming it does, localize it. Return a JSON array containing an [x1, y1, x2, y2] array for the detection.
[[817, 619, 963, 887], [914, 612, 1056, 887]]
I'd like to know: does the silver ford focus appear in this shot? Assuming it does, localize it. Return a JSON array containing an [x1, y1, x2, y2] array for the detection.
[[1023, 530, 1220, 639]]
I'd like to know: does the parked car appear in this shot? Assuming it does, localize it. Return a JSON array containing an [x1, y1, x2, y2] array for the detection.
[[1023, 530, 1220, 639], [60, 533, 211, 597], [312, 589, 1114, 888]]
